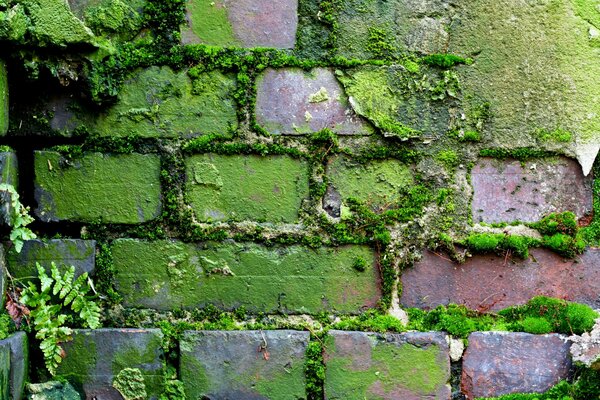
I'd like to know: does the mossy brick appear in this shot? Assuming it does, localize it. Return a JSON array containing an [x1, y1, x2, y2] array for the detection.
[[0, 332, 28, 400], [68, 0, 146, 42], [472, 157, 593, 223], [181, 0, 298, 48], [324, 156, 413, 217], [93, 66, 238, 138], [34, 151, 161, 223], [324, 330, 451, 399], [0, 246, 5, 309], [180, 330, 309, 399], [6, 239, 95, 281], [56, 329, 165, 399], [0, 152, 18, 188], [112, 239, 381, 313], [20, 0, 95, 46], [255, 68, 372, 135], [461, 332, 571, 399], [185, 154, 309, 223], [401, 248, 600, 312], [335, 0, 451, 59], [0, 61, 6, 136], [448, 0, 600, 161], [336, 65, 459, 139], [0, 340, 8, 400]]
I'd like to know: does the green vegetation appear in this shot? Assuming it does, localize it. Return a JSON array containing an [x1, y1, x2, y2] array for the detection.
[[0, 183, 37, 253], [113, 368, 147, 400], [421, 54, 472, 68], [305, 340, 325, 400], [18, 263, 101, 375]]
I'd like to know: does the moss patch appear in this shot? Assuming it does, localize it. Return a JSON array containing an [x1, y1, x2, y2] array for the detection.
[[0, 60, 6, 135], [182, 0, 238, 46]]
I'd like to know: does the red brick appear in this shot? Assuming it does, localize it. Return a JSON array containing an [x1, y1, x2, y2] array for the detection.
[[461, 332, 571, 399], [471, 157, 592, 223], [400, 248, 600, 312]]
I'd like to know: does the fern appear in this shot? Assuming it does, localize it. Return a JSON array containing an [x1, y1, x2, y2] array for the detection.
[[19, 262, 101, 375], [0, 183, 36, 253]]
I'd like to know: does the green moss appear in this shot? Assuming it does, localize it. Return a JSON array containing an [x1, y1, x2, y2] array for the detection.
[[0, 60, 6, 135], [421, 54, 472, 68], [55, 334, 96, 388], [305, 340, 325, 400], [536, 127, 573, 143], [84, 0, 143, 40], [464, 233, 537, 259], [112, 368, 147, 400], [541, 233, 585, 258], [435, 150, 460, 171], [479, 148, 558, 161], [143, 0, 185, 45], [332, 310, 405, 333], [530, 211, 578, 236], [183, 0, 237, 46]]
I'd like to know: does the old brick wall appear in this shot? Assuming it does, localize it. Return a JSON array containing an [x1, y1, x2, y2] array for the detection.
[[0, 0, 600, 399]]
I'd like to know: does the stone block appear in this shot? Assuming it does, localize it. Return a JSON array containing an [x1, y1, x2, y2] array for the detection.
[[185, 154, 309, 223], [0, 338, 8, 400], [335, 0, 451, 59], [0, 61, 7, 135], [461, 332, 571, 399], [0, 332, 28, 400], [324, 330, 451, 399], [0, 152, 18, 188], [255, 68, 371, 135], [6, 239, 95, 280], [113, 239, 381, 313], [57, 329, 165, 399], [34, 151, 161, 223], [0, 246, 4, 308], [324, 156, 413, 217], [182, 0, 298, 48], [401, 248, 600, 312], [472, 157, 593, 223], [93, 67, 238, 138], [180, 330, 309, 399]]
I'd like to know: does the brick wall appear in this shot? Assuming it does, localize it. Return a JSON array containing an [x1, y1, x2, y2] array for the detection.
[[0, 0, 600, 399]]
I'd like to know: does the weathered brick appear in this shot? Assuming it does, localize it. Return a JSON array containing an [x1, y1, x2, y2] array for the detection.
[[180, 330, 309, 399], [185, 154, 309, 223], [461, 332, 571, 399], [325, 330, 451, 399], [324, 156, 413, 217], [0, 151, 17, 188], [182, 0, 298, 48], [472, 157, 593, 223], [0, 60, 7, 135], [6, 239, 95, 280], [0, 332, 28, 400], [57, 329, 165, 399], [113, 239, 381, 313], [401, 248, 600, 312], [93, 67, 237, 138], [34, 151, 161, 223], [255, 68, 372, 135], [335, 0, 451, 59]]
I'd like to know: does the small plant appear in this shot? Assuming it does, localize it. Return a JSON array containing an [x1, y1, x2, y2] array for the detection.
[[0, 183, 36, 253], [18, 262, 101, 375]]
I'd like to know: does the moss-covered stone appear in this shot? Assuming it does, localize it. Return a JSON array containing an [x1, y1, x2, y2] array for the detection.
[[34, 151, 161, 223], [336, 0, 451, 59], [180, 330, 308, 400], [6, 239, 96, 280], [336, 66, 460, 139], [185, 154, 309, 223], [93, 67, 238, 138], [0, 151, 17, 188], [20, 0, 95, 46], [325, 156, 413, 215], [113, 239, 381, 313], [324, 331, 451, 399], [0, 61, 6, 136], [57, 329, 165, 399], [77, 0, 145, 41], [0, 338, 8, 400], [449, 0, 600, 154], [0, 332, 28, 400]]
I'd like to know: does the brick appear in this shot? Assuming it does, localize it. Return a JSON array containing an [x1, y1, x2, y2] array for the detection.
[[325, 330, 451, 399], [461, 332, 571, 399], [0, 151, 17, 188], [324, 156, 413, 217], [472, 157, 593, 223], [34, 151, 161, 223], [94, 66, 238, 138], [0, 332, 28, 400], [255, 68, 371, 135], [0, 60, 6, 135], [180, 330, 309, 399], [185, 154, 309, 223], [113, 239, 381, 313], [182, 0, 298, 48], [57, 329, 165, 399], [335, 0, 451, 59], [401, 248, 600, 312], [6, 239, 95, 281]]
